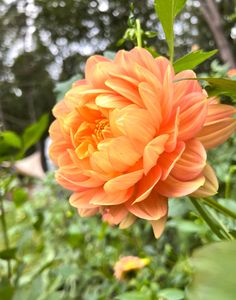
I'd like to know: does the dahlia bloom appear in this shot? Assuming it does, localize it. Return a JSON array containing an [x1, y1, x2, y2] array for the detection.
[[114, 256, 150, 280], [49, 47, 236, 238]]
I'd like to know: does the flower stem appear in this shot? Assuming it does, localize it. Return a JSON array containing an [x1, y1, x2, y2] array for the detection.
[[135, 19, 142, 47], [225, 165, 236, 199], [200, 197, 236, 220], [190, 198, 233, 241], [0, 195, 11, 279]]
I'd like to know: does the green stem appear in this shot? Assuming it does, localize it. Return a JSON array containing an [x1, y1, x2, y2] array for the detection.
[[135, 19, 142, 47], [190, 198, 233, 241], [200, 197, 236, 220], [225, 165, 236, 199], [0, 195, 11, 279]]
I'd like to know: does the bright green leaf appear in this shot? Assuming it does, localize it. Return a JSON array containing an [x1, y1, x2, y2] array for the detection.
[[22, 114, 49, 153], [187, 240, 236, 300], [154, 0, 187, 60], [0, 248, 17, 260], [159, 288, 184, 300], [173, 50, 218, 73], [12, 188, 28, 207]]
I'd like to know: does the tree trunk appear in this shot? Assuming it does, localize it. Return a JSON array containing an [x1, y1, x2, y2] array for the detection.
[[200, 0, 236, 68]]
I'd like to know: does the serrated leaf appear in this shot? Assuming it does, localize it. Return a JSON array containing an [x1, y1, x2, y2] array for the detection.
[[187, 240, 236, 300], [173, 50, 218, 73], [154, 0, 187, 59], [22, 114, 49, 152]]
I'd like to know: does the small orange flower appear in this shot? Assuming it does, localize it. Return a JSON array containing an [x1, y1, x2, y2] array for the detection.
[[227, 69, 236, 78], [49, 47, 236, 238], [114, 256, 150, 280]]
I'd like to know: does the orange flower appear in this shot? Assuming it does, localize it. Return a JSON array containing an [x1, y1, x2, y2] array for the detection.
[[227, 69, 236, 78], [114, 256, 150, 280], [49, 47, 236, 238]]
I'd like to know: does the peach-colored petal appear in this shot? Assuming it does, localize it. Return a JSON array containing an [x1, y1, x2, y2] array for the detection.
[[197, 118, 236, 149], [158, 141, 185, 180], [104, 169, 143, 193], [78, 207, 99, 217], [155, 174, 205, 197], [90, 187, 133, 205], [178, 98, 208, 140], [105, 78, 143, 106], [119, 213, 136, 229], [138, 82, 162, 130], [150, 214, 168, 238], [102, 204, 128, 225], [95, 93, 131, 109], [69, 189, 99, 208], [143, 135, 169, 175], [170, 139, 206, 181], [191, 164, 219, 197], [133, 165, 162, 203], [127, 190, 167, 220], [205, 103, 236, 124]]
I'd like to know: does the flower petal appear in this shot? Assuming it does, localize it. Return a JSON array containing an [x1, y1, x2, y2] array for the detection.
[[104, 169, 143, 193], [143, 135, 169, 175], [158, 141, 185, 180], [197, 118, 236, 149], [128, 190, 167, 220], [119, 213, 136, 229], [155, 174, 205, 197], [90, 187, 133, 205], [133, 165, 162, 203], [150, 214, 168, 239], [191, 164, 219, 197], [170, 139, 206, 181]]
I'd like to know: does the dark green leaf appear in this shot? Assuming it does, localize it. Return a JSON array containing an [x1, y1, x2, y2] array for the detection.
[[187, 240, 236, 300], [0, 248, 17, 260], [22, 114, 49, 152], [173, 50, 218, 73]]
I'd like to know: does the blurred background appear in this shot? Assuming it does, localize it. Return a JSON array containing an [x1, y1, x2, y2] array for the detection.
[[0, 1, 236, 299]]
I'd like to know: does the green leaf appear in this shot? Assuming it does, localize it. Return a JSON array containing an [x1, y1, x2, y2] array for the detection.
[[12, 188, 28, 207], [115, 291, 151, 300], [54, 74, 82, 101], [187, 240, 236, 300], [173, 50, 218, 73], [159, 288, 184, 300], [154, 0, 187, 60], [0, 248, 17, 260], [0, 131, 22, 162], [22, 114, 49, 153]]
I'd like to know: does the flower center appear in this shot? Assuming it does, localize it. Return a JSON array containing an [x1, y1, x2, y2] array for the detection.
[[94, 119, 110, 142]]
